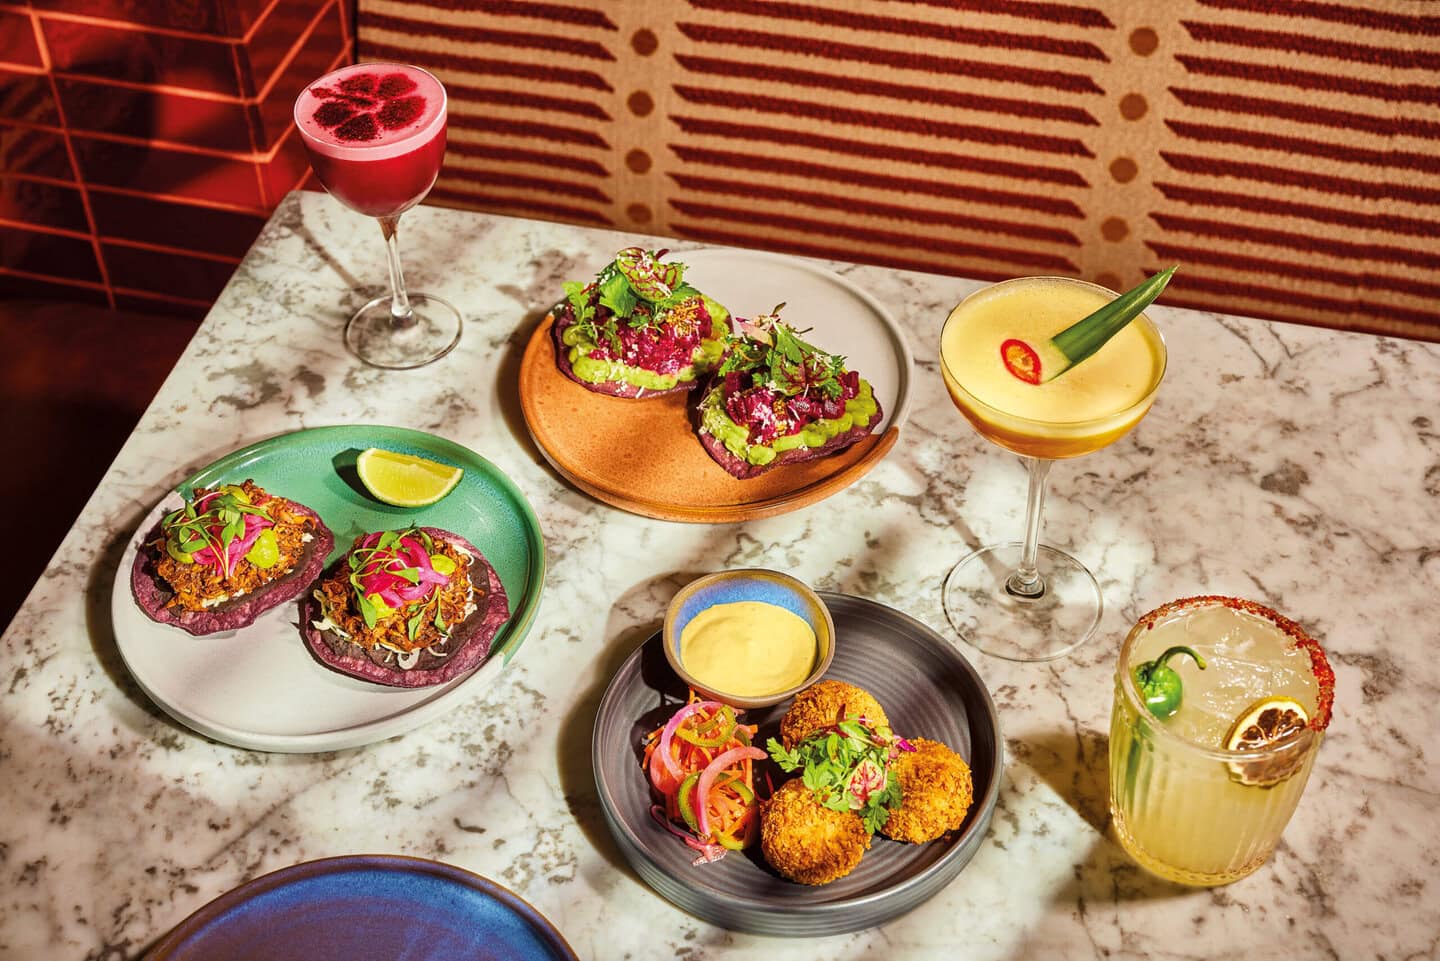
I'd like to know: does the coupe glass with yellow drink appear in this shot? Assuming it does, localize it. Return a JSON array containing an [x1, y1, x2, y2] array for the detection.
[[1109, 595, 1336, 886], [939, 271, 1170, 661]]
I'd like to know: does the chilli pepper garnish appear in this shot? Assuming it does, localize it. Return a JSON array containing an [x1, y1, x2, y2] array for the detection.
[[1001, 265, 1176, 384], [1133, 645, 1207, 719]]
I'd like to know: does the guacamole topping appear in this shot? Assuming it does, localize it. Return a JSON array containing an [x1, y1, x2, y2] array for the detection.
[[560, 248, 729, 391], [701, 379, 877, 465]]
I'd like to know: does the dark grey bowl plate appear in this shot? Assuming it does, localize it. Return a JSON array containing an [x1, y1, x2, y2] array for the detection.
[[591, 591, 1003, 937]]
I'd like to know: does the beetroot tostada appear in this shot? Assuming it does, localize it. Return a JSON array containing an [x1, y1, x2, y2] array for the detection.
[[130, 480, 334, 636], [302, 527, 510, 688], [551, 247, 730, 398], [695, 308, 883, 479]]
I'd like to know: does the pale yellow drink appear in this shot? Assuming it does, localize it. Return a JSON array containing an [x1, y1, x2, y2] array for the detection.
[[940, 277, 1166, 459], [1109, 597, 1334, 886]]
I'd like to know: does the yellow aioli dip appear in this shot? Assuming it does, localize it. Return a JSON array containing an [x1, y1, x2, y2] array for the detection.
[[679, 600, 817, 698]]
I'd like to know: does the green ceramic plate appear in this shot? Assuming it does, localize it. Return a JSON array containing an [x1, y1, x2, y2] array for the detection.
[[112, 425, 546, 753]]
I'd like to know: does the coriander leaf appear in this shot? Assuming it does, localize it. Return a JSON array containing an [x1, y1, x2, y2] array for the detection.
[[766, 737, 801, 771], [599, 271, 637, 317]]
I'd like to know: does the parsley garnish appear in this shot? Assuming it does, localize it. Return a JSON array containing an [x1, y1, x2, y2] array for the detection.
[[767, 718, 911, 835]]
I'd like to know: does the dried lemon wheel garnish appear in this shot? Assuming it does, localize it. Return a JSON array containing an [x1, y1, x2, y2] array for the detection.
[[1224, 696, 1310, 787]]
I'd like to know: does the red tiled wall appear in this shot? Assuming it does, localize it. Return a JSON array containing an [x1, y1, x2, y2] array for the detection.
[[0, 0, 351, 317]]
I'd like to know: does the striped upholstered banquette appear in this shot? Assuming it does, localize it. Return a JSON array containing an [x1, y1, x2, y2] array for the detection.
[[358, 0, 1440, 340]]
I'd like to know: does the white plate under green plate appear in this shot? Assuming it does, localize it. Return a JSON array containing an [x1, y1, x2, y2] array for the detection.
[[111, 425, 546, 753]]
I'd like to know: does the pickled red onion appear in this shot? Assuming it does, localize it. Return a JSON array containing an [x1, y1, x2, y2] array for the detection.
[[694, 746, 765, 839], [191, 512, 272, 571], [653, 700, 723, 785]]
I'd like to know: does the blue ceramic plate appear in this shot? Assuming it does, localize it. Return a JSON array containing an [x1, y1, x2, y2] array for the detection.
[[593, 592, 1003, 937], [145, 856, 577, 961], [111, 425, 546, 753]]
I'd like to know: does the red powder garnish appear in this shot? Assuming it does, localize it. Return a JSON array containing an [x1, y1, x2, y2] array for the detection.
[[1001, 338, 1042, 384], [379, 73, 418, 97], [1135, 594, 1335, 731], [310, 71, 429, 141], [335, 113, 379, 142], [340, 73, 378, 96], [313, 101, 354, 129], [378, 95, 425, 129]]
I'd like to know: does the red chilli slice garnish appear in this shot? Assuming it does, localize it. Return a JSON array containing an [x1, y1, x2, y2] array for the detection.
[[1000, 338, 1042, 384]]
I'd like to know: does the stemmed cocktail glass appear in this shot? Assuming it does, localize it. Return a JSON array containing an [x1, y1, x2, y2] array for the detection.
[[293, 62, 461, 369], [939, 276, 1167, 661]]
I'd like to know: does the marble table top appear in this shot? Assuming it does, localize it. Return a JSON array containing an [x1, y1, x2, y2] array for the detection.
[[4, 190, 1438, 960]]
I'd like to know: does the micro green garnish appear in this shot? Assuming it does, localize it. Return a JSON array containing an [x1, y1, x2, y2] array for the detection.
[[162, 486, 273, 580], [767, 718, 912, 835], [564, 248, 703, 353], [346, 528, 452, 636], [720, 307, 848, 400]]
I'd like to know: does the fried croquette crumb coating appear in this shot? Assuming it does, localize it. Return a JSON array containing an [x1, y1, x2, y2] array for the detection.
[[760, 778, 870, 885], [778, 680, 891, 750], [880, 738, 973, 844]]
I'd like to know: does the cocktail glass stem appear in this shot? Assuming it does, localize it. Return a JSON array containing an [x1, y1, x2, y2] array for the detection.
[[1006, 457, 1052, 598], [942, 453, 1102, 661], [379, 215, 415, 328]]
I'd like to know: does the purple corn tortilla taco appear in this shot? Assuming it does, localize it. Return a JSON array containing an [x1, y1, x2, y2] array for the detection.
[[551, 246, 730, 399], [694, 308, 883, 480], [130, 480, 334, 636], [301, 526, 510, 688]]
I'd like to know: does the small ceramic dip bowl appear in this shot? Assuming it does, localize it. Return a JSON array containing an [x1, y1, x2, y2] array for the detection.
[[663, 568, 835, 709]]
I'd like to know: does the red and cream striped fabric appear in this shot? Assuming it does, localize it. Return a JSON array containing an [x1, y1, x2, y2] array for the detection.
[[359, 0, 1440, 339]]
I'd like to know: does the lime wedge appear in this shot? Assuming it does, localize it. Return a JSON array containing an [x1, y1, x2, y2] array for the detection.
[[356, 448, 463, 507]]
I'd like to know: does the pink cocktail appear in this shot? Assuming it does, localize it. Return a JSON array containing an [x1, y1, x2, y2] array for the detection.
[[295, 63, 446, 217], [293, 62, 461, 368]]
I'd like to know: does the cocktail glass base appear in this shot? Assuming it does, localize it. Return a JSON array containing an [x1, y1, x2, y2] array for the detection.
[[344, 292, 462, 369], [942, 542, 1102, 661]]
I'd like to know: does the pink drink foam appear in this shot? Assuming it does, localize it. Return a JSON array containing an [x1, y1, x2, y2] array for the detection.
[[294, 62, 447, 217]]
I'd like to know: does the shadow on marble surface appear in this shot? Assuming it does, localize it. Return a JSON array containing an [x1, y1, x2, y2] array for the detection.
[[1016, 728, 1195, 909], [86, 510, 174, 730], [1019, 727, 1113, 836], [493, 304, 552, 468], [555, 572, 701, 878]]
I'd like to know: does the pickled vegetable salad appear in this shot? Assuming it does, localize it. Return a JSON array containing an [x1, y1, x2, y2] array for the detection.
[[643, 698, 766, 865]]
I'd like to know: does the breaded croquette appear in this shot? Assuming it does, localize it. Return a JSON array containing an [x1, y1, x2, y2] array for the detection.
[[880, 738, 973, 843], [760, 778, 870, 885], [778, 679, 890, 749]]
